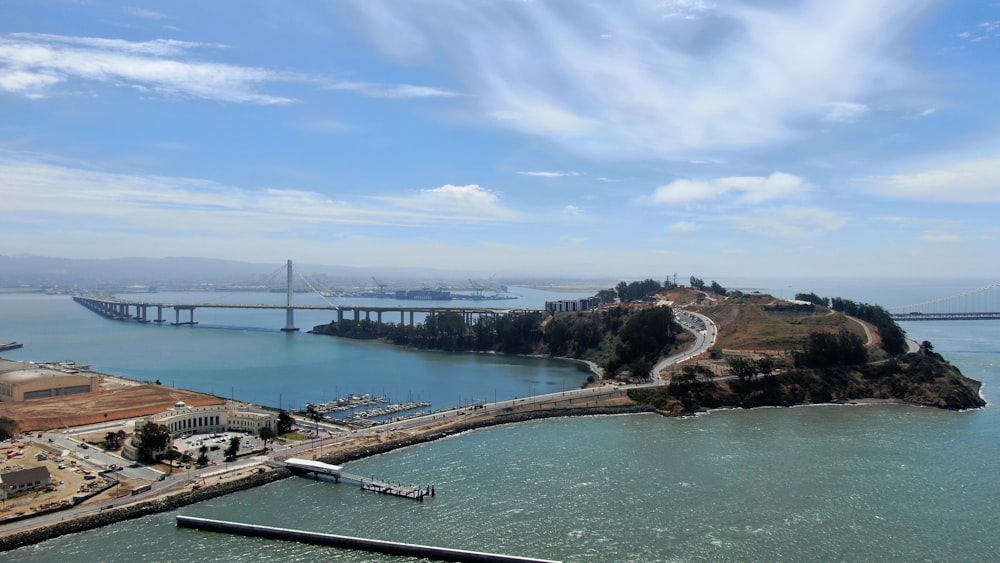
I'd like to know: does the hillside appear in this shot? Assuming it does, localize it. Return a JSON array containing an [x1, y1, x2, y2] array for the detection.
[[629, 351, 986, 415]]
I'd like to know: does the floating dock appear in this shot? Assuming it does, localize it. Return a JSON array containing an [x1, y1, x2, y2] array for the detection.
[[284, 457, 433, 501], [176, 516, 559, 563], [0, 342, 23, 352]]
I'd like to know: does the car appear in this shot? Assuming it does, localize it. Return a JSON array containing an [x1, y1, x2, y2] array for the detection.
[[83, 455, 90, 459], [47, 438, 54, 443]]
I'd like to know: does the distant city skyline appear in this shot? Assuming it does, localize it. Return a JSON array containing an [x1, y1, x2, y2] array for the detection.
[[2, 1, 1000, 279]]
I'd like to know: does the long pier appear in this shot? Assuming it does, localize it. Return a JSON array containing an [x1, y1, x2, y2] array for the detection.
[[176, 516, 560, 563], [73, 295, 537, 330]]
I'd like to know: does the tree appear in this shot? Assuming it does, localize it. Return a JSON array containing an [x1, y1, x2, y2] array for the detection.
[[197, 444, 209, 467], [755, 355, 775, 378], [0, 416, 18, 441], [277, 411, 294, 435], [134, 422, 171, 462], [726, 357, 758, 381], [921, 340, 934, 353], [224, 436, 241, 462], [689, 276, 705, 290], [259, 425, 276, 449], [615, 281, 630, 303], [709, 280, 728, 296], [596, 288, 617, 305]]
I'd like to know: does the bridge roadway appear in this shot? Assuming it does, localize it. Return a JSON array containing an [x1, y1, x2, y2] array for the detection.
[[890, 312, 1000, 321], [73, 295, 538, 328]]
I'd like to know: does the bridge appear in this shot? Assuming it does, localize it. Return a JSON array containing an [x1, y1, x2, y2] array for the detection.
[[888, 281, 1000, 321], [73, 260, 538, 330]]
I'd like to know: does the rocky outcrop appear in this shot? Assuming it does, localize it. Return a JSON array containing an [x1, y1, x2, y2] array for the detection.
[[629, 352, 986, 415]]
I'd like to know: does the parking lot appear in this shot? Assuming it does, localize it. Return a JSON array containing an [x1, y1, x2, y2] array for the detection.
[[170, 431, 266, 468]]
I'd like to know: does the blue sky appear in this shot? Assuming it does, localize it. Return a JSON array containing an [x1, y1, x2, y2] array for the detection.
[[2, 0, 999, 279]]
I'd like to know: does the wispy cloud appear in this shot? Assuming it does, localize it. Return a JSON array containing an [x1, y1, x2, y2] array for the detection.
[[0, 32, 295, 103], [347, 0, 933, 157], [866, 153, 1000, 203], [668, 221, 698, 233], [0, 154, 521, 232], [516, 170, 581, 177], [729, 206, 846, 238], [370, 184, 520, 222], [128, 8, 170, 21], [0, 32, 456, 104], [651, 172, 812, 205], [325, 81, 458, 99], [824, 101, 870, 123]]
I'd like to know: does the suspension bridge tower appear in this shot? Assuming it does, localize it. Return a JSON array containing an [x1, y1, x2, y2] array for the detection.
[[281, 259, 299, 332]]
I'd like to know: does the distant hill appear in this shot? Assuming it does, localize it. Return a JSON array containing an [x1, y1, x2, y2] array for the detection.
[[0, 255, 614, 290]]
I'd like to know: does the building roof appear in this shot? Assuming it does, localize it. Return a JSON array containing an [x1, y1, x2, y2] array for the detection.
[[0, 359, 29, 374], [0, 368, 84, 385], [0, 466, 51, 488]]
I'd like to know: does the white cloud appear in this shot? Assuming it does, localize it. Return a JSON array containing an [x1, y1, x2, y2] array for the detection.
[[919, 232, 962, 242], [347, 0, 932, 157], [652, 172, 811, 205], [867, 153, 1000, 202], [0, 32, 456, 104], [374, 184, 520, 222], [129, 8, 170, 20], [0, 32, 294, 103], [824, 101, 870, 123], [516, 171, 580, 177], [668, 221, 697, 233], [729, 206, 846, 238], [0, 155, 521, 232], [325, 81, 457, 99]]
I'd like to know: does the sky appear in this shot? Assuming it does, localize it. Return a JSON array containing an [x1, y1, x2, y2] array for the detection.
[[2, 0, 1000, 280]]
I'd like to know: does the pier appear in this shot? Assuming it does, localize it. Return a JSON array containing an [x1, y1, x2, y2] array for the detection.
[[0, 342, 23, 352], [176, 516, 560, 563], [284, 458, 434, 501]]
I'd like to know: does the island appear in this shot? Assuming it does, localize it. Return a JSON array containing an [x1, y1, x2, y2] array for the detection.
[[312, 281, 986, 414]]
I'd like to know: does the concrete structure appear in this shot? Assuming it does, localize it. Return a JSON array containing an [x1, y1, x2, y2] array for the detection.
[[124, 401, 278, 460], [0, 466, 51, 498], [0, 360, 98, 402], [545, 298, 599, 315]]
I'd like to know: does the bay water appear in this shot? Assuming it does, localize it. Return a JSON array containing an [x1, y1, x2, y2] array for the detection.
[[2, 279, 998, 561]]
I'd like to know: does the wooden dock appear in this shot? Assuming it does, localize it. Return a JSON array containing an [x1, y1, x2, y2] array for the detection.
[[357, 475, 434, 501]]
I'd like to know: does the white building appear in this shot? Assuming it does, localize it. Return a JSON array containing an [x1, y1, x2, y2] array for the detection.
[[123, 401, 278, 460], [545, 298, 599, 314]]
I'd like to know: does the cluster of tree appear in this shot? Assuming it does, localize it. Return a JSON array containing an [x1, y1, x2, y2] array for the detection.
[[133, 422, 171, 462], [795, 292, 831, 306], [605, 306, 680, 378], [725, 355, 776, 381], [827, 297, 907, 355], [614, 279, 665, 303], [316, 303, 685, 383], [793, 330, 868, 369], [104, 430, 127, 450], [0, 416, 17, 441], [316, 311, 546, 354], [689, 276, 728, 296]]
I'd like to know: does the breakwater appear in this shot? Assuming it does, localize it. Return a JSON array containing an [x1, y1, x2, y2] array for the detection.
[[177, 516, 559, 563]]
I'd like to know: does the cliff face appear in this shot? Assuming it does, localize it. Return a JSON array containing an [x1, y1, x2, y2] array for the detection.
[[628, 352, 986, 416]]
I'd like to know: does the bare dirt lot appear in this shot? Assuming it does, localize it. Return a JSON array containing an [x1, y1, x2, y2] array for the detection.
[[0, 385, 225, 431]]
